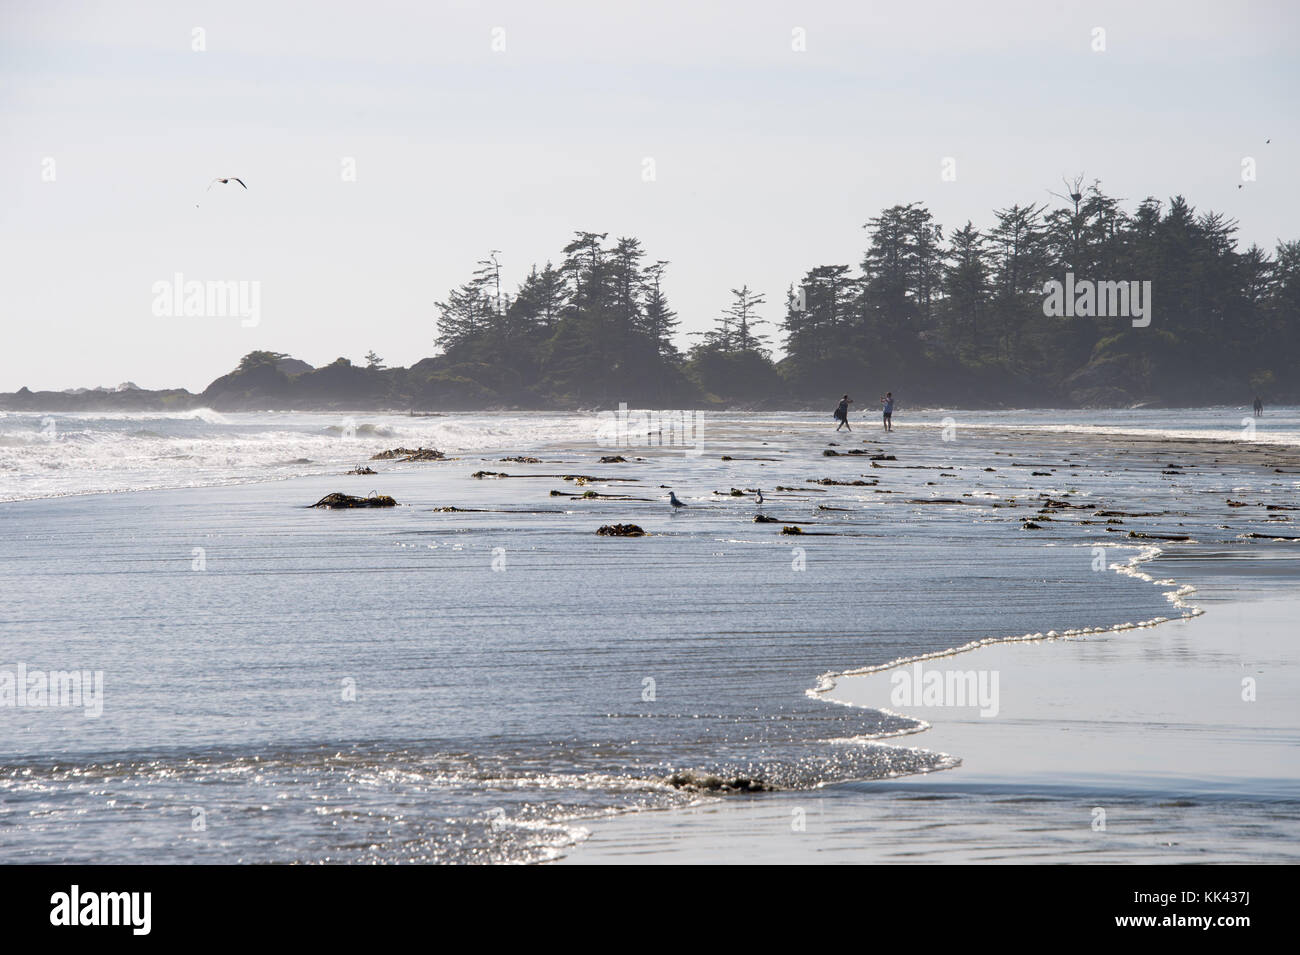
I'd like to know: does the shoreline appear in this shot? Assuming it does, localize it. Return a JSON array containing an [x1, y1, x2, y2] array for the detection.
[[807, 540, 1201, 706], [559, 542, 1300, 864]]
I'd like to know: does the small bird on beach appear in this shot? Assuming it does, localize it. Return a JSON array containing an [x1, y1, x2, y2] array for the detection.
[[668, 491, 686, 508], [755, 489, 764, 505]]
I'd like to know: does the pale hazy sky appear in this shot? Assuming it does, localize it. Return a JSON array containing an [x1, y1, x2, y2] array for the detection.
[[2, 0, 1297, 392]]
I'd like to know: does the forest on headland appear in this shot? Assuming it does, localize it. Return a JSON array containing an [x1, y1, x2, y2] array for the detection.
[[6, 183, 1298, 412]]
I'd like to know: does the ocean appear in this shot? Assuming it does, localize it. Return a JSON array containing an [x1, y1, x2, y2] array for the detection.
[[3, 405, 1298, 504], [1, 407, 1297, 862]]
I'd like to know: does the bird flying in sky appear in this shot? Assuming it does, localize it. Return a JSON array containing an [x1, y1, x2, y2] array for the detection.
[[196, 177, 247, 208]]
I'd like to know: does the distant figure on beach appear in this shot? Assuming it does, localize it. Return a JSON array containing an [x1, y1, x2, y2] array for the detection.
[[668, 490, 687, 509], [1254, 396, 1264, 417], [881, 392, 894, 432], [834, 395, 853, 431]]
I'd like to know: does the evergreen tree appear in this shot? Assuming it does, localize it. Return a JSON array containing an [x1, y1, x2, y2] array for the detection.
[[640, 260, 680, 356], [940, 222, 992, 356]]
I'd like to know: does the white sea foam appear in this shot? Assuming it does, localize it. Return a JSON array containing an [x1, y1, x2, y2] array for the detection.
[[0, 411, 603, 501], [5, 407, 1298, 502], [915, 405, 1300, 448], [977, 422, 1300, 447]]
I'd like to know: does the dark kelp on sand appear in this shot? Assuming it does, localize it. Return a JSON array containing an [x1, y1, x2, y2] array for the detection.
[[311, 492, 397, 508], [371, 447, 445, 461], [597, 523, 646, 537]]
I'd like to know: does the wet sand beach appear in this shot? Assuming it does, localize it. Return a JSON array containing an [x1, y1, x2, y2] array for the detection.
[[563, 564, 1300, 864]]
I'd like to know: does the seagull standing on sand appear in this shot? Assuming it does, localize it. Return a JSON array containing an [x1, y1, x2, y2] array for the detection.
[[668, 491, 686, 509], [755, 489, 764, 506]]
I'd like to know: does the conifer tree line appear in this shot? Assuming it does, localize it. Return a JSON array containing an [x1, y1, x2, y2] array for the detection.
[[430, 183, 1299, 407]]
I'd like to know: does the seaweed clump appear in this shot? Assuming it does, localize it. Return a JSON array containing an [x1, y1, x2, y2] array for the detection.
[[597, 523, 646, 537], [664, 771, 773, 793], [311, 492, 397, 509], [371, 447, 445, 461]]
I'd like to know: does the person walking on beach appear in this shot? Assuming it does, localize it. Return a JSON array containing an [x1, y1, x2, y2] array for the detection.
[[1254, 396, 1264, 417], [834, 394, 853, 431], [881, 392, 895, 432]]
